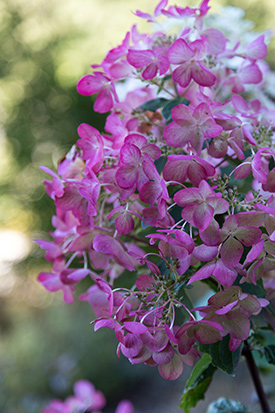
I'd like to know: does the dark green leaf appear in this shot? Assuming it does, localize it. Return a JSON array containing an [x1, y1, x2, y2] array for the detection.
[[200, 335, 242, 375], [169, 203, 183, 223], [264, 344, 275, 365], [236, 276, 266, 298], [154, 156, 166, 174], [162, 97, 190, 122], [206, 397, 249, 413], [180, 363, 216, 412], [138, 97, 168, 112]]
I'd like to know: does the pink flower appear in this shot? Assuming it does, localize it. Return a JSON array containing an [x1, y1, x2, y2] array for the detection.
[[77, 71, 118, 113], [175, 319, 223, 354], [245, 35, 267, 62], [230, 62, 263, 93], [164, 102, 222, 154], [76, 123, 104, 173], [168, 38, 216, 87], [127, 48, 169, 79], [163, 154, 215, 186], [220, 214, 262, 268], [38, 259, 75, 304], [174, 180, 229, 231]]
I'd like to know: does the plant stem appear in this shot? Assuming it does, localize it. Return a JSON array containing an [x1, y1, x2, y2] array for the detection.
[[242, 341, 272, 413]]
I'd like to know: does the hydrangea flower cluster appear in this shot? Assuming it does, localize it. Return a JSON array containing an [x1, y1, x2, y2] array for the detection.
[[43, 379, 134, 413], [37, 0, 275, 384]]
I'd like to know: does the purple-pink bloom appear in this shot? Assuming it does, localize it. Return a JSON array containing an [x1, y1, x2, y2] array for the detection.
[[220, 214, 262, 268], [127, 48, 169, 79], [164, 102, 222, 154], [77, 123, 104, 173], [168, 38, 216, 87], [245, 35, 267, 61], [174, 180, 229, 231], [163, 154, 215, 186], [175, 319, 223, 354], [77, 71, 118, 113]]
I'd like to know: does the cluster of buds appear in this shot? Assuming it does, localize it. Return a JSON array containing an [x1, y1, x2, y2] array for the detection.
[[37, 0, 275, 381]]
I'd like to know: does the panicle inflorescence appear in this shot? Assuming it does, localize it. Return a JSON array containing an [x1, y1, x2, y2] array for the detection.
[[37, 0, 275, 381]]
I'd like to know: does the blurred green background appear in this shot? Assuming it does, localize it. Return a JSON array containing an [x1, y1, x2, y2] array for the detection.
[[0, 0, 275, 412]]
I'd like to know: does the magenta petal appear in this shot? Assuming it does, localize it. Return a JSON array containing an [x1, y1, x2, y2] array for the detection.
[[188, 262, 215, 284], [192, 245, 218, 261], [215, 301, 238, 315], [200, 219, 221, 246], [193, 202, 214, 230], [124, 321, 148, 335], [212, 259, 238, 287], [139, 181, 161, 205], [129, 345, 151, 364], [245, 35, 267, 60], [158, 354, 184, 380], [142, 63, 158, 79], [163, 156, 189, 183], [115, 213, 134, 235], [127, 49, 154, 68], [174, 187, 201, 206], [191, 62, 216, 87], [224, 313, 250, 340], [235, 227, 262, 246], [164, 121, 191, 148], [239, 63, 262, 84], [152, 343, 174, 365], [237, 211, 264, 229], [220, 237, 243, 268], [136, 274, 154, 291], [195, 322, 222, 344], [115, 400, 134, 413], [178, 331, 196, 355], [120, 143, 141, 165], [140, 331, 159, 351], [168, 39, 194, 64], [77, 74, 105, 95], [116, 164, 137, 189], [246, 239, 264, 262], [121, 334, 143, 358], [172, 64, 192, 87], [93, 234, 136, 271], [94, 88, 113, 113], [67, 269, 91, 282]]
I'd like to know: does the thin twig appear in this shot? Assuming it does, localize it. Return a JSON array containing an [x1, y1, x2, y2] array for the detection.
[[242, 341, 272, 413]]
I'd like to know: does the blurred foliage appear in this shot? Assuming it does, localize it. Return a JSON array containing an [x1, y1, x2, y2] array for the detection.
[[0, 0, 274, 412]]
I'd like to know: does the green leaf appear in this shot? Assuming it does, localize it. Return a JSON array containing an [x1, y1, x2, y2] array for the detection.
[[138, 97, 168, 112], [162, 97, 190, 122], [186, 353, 212, 388], [206, 397, 249, 413], [180, 363, 216, 412], [264, 344, 275, 365], [236, 276, 266, 298], [154, 155, 166, 174], [200, 335, 242, 375]]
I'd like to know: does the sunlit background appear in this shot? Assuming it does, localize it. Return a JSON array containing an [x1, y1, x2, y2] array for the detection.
[[0, 0, 275, 412]]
